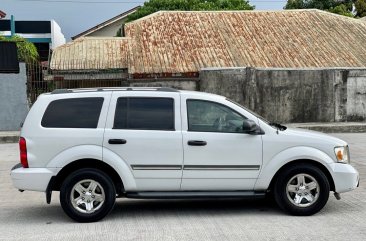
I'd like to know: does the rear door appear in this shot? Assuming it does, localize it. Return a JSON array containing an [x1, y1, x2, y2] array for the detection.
[[103, 91, 183, 191]]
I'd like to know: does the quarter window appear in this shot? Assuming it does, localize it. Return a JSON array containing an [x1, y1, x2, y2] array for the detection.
[[187, 99, 246, 133], [114, 97, 174, 131], [41, 97, 104, 128]]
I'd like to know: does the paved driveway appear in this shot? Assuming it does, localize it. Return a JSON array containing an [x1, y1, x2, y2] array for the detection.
[[0, 133, 365, 241]]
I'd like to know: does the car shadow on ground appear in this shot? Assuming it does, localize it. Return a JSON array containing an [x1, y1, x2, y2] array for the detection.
[[3, 198, 281, 224], [3, 196, 346, 224], [106, 196, 351, 221], [109, 197, 283, 220]]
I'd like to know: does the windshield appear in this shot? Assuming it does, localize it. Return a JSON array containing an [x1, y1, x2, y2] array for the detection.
[[226, 98, 270, 124]]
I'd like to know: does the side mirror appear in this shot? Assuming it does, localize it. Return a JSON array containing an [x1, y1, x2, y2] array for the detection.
[[242, 119, 263, 135]]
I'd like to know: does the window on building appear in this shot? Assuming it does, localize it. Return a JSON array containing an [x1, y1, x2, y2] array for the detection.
[[0, 42, 19, 73], [15, 21, 51, 34], [114, 97, 174, 131], [41, 98, 104, 128]]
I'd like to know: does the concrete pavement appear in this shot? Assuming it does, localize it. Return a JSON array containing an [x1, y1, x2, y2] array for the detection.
[[286, 122, 366, 133], [0, 133, 365, 240]]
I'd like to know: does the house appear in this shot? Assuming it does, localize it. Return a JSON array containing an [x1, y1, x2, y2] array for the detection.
[[52, 9, 366, 80], [47, 37, 129, 88], [0, 15, 66, 61], [46, 10, 366, 123], [72, 6, 140, 40], [125, 10, 366, 77]]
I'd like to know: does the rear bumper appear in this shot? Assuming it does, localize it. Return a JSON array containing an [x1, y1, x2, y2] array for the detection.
[[329, 163, 359, 193], [10, 164, 60, 192]]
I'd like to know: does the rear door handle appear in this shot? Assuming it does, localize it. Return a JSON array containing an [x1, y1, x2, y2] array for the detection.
[[108, 139, 127, 145], [188, 140, 207, 146]]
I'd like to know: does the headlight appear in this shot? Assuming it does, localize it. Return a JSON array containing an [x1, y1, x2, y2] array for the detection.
[[334, 146, 350, 164]]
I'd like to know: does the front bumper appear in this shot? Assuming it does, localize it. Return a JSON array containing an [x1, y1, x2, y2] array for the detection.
[[10, 164, 59, 192], [329, 163, 359, 193]]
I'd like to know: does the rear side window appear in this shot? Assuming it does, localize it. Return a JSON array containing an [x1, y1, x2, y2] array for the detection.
[[114, 97, 174, 131], [41, 97, 104, 128]]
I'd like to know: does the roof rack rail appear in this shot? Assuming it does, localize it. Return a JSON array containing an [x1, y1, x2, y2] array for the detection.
[[51, 87, 179, 94], [51, 89, 72, 94], [157, 87, 179, 92]]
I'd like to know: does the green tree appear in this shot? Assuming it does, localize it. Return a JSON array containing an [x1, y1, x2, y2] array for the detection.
[[329, 4, 354, 17], [126, 0, 254, 22], [0, 35, 39, 62], [285, 0, 305, 9], [284, 0, 355, 17], [355, 0, 366, 17]]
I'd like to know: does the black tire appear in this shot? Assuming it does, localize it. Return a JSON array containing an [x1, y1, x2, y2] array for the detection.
[[60, 168, 116, 222], [274, 164, 330, 216]]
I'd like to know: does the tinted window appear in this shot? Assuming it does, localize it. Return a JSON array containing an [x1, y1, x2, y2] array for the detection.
[[114, 98, 174, 131], [41, 98, 104, 128], [15, 21, 51, 34], [187, 99, 246, 133], [0, 20, 11, 31]]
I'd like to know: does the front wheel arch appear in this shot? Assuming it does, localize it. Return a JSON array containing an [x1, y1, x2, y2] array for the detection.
[[268, 159, 335, 193], [273, 163, 330, 215]]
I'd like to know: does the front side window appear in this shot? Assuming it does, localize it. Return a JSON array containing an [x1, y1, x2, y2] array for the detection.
[[114, 97, 174, 131], [41, 97, 104, 128], [187, 99, 247, 133]]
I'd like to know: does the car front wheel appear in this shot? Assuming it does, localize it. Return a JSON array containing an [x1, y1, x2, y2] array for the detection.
[[274, 164, 330, 216], [60, 168, 116, 222]]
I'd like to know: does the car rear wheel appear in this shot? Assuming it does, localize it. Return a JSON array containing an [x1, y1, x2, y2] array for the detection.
[[274, 164, 330, 216], [60, 168, 116, 222]]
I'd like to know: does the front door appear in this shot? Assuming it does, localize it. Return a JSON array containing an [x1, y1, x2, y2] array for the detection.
[[103, 91, 183, 191], [180, 97, 263, 191]]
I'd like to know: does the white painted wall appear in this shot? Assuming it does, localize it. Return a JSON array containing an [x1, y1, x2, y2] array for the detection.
[[87, 20, 123, 37], [16, 33, 51, 39], [0, 31, 11, 36], [50, 20, 65, 49]]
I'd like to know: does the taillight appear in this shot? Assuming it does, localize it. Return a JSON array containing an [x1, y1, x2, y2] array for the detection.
[[19, 137, 28, 168]]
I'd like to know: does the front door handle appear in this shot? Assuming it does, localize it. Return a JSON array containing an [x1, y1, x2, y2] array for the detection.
[[108, 139, 127, 145], [188, 140, 207, 146]]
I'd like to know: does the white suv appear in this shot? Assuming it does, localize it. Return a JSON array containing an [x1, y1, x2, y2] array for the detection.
[[11, 87, 359, 222]]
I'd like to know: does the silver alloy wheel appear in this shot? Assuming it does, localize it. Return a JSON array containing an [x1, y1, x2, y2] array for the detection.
[[70, 179, 105, 214], [286, 173, 320, 208]]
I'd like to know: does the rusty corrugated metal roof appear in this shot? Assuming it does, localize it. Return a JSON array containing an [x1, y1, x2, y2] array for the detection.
[[50, 37, 129, 71], [125, 10, 366, 74]]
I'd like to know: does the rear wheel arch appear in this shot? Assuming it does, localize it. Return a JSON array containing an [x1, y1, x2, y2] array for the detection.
[[53, 159, 124, 195], [268, 159, 335, 193]]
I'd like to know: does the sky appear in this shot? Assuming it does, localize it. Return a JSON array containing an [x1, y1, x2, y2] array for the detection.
[[1, 0, 287, 41]]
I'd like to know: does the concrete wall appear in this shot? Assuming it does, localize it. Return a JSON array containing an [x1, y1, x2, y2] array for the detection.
[[200, 67, 366, 123], [128, 78, 198, 91], [346, 70, 366, 121], [38, 67, 366, 124], [0, 63, 29, 130]]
